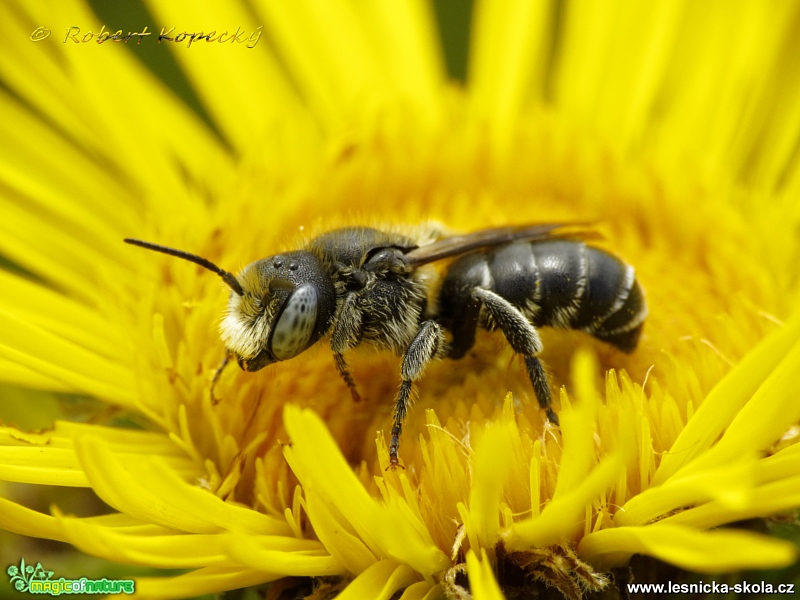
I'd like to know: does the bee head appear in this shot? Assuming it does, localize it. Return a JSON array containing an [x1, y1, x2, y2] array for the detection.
[[220, 251, 337, 371], [123, 239, 336, 372]]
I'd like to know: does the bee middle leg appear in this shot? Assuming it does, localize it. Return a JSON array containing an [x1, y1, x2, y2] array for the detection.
[[471, 288, 559, 425], [388, 320, 446, 470], [333, 353, 361, 402]]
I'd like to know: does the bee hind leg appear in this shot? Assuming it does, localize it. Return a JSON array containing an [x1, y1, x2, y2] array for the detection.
[[388, 320, 446, 470], [523, 356, 558, 426], [471, 288, 558, 426]]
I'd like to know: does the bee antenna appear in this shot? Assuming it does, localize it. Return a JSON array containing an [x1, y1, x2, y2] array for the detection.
[[124, 238, 244, 296]]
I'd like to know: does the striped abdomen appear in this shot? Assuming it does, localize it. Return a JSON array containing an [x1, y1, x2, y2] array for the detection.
[[438, 240, 647, 355]]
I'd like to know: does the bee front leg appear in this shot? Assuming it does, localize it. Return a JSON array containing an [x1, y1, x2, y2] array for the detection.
[[472, 288, 559, 426], [209, 351, 232, 405], [388, 320, 446, 470], [331, 292, 363, 402]]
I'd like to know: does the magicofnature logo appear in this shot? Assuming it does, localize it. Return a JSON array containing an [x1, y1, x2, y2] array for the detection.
[[7, 558, 134, 595]]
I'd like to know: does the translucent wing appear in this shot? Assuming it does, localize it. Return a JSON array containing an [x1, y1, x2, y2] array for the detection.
[[403, 223, 599, 268]]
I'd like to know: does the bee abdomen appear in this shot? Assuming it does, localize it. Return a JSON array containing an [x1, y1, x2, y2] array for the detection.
[[567, 245, 647, 353], [488, 240, 646, 353]]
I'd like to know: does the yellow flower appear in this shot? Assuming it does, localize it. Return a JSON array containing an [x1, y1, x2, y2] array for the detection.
[[2, 1, 800, 599]]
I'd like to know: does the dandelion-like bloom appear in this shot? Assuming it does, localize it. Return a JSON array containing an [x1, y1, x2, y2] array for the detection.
[[2, 1, 800, 598]]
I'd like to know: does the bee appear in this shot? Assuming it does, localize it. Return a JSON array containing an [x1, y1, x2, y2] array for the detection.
[[125, 224, 647, 468]]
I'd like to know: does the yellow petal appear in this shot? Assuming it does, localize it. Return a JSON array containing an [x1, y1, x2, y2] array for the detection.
[[0, 270, 115, 357], [301, 488, 378, 574], [465, 549, 504, 600], [617, 457, 757, 526], [506, 454, 624, 550], [654, 310, 800, 485], [0, 497, 67, 542], [0, 308, 136, 404], [74, 436, 290, 535], [224, 533, 346, 577], [135, 567, 278, 600], [0, 423, 198, 487], [398, 581, 439, 600], [337, 559, 420, 600], [554, 351, 600, 500], [660, 474, 800, 531], [356, 0, 444, 114], [283, 404, 449, 576], [0, 358, 72, 392], [56, 512, 233, 568], [465, 411, 514, 551], [469, 0, 554, 151], [578, 523, 797, 573], [145, 0, 297, 147]]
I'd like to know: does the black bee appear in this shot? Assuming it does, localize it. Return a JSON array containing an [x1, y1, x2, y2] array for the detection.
[[125, 224, 647, 468]]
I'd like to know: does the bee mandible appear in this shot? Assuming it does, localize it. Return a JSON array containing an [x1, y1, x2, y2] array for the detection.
[[125, 224, 647, 469]]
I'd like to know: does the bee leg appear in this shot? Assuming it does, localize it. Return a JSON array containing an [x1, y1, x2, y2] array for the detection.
[[388, 320, 446, 470], [209, 351, 232, 405], [471, 288, 558, 425], [333, 353, 361, 402], [331, 292, 364, 401], [523, 356, 559, 426], [446, 296, 481, 360]]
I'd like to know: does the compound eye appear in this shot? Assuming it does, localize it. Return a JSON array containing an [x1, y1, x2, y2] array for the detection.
[[270, 284, 318, 360]]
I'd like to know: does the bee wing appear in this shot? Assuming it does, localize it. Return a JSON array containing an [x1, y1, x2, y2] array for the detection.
[[403, 223, 599, 268]]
